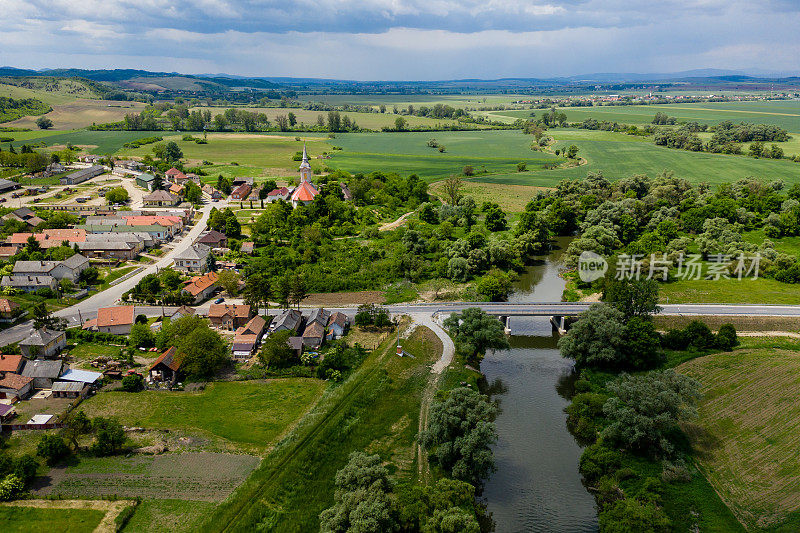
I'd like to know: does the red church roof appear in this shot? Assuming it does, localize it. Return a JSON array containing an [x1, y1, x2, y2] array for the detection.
[[291, 181, 318, 203]]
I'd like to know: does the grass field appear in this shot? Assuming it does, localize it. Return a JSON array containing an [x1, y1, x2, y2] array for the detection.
[[660, 278, 800, 305], [483, 100, 800, 132], [2, 99, 146, 131], [80, 380, 325, 453], [122, 500, 216, 533], [203, 325, 441, 531], [0, 506, 106, 533], [0, 79, 96, 105], [679, 344, 800, 530], [2, 130, 164, 154]]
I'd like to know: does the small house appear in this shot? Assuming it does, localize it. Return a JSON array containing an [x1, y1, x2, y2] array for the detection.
[[230, 184, 252, 200], [51, 381, 88, 399], [181, 271, 219, 304], [97, 306, 135, 335], [20, 328, 66, 358], [148, 346, 182, 385], [0, 373, 32, 400], [0, 354, 23, 374], [301, 322, 325, 349], [271, 309, 303, 334], [0, 404, 16, 423], [173, 244, 210, 273], [232, 315, 267, 358], [136, 173, 157, 191], [240, 242, 254, 254], [0, 299, 21, 323], [170, 305, 195, 320], [143, 190, 180, 207], [196, 230, 227, 249], [209, 304, 253, 331], [327, 312, 349, 340], [21, 359, 63, 389]]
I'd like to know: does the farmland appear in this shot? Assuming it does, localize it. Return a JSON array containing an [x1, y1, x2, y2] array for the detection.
[[679, 341, 800, 530], [121, 500, 216, 533], [0, 505, 106, 533], [79, 380, 326, 453], [34, 452, 260, 501]]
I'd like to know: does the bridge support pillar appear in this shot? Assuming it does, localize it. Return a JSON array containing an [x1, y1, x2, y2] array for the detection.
[[550, 315, 567, 335], [499, 315, 511, 334]]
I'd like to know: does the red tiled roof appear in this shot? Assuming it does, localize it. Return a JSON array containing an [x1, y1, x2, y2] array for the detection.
[[0, 354, 23, 373], [209, 303, 251, 319], [165, 167, 182, 177], [149, 346, 181, 372], [0, 299, 19, 313], [182, 271, 219, 297], [291, 181, 318, 203], [0, 372, 32, 391], [97, 306, 135, 327], [267, 187, 290, 196]]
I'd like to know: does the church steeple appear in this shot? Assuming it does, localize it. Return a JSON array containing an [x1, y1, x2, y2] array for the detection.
[[298, 142, 311, 182]]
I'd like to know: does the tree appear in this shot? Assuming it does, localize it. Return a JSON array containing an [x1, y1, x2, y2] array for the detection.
[[105, 187, 129, 204], [443, 308, 509, 366], [289, 273, 309, 310], [484, 206, 507, 231], [558, 303, 626, 369], [462, 165, 474, 176], [176, 323, 228, 379], [31, 303, 66, 331], [217, 269, 240, 296], [163, 141, 183, 162], [516, 162, 527, 172], [63, 410, 92, 450], [122, 374, 144, 392], [598, 499, 670, 532], [319, 452, 398, 533], [475, 270, 511, 301], [603, 278, 661, 320], [602, 370, 701, 456], [243, 274, 271, 313], [288, 112, 297, 126], [91, 417, 126, 456], [716, 323, 738, 350], [36, 116, 53, 130], [129, 323, 155, 348], [0, 474, 24, 501], [394, 116, 407, 131], [258, 330, 297, 368], [37, 434, 70, 465], [441, 175, 463, 206], [205, 253, 217, 273], [420, 387, 498, 484]]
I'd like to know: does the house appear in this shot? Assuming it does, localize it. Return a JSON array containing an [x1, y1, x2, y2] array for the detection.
[[202, 184, 223, 199], [307, 308, 331, 329], [271, 309, 304, 333], [59, 368, 103, 387], [327, 312, 349, 340], [3, 207, 44, 228], [265, 187, 291, 203], [51, 381, 88, 398], [302, 322, 325, 349], [0, 179, 20, 194], [60, 165, 104, 185], [149, 346, 182, 384], [169, 305, 195, 320], [240, 241, 254, 254], [232, 177, 254, 187], [0, 247, 17, 259], [0, 404, 16, 423], [0, 299, 21, 323], [287, 336, 304, 356], [0, 354, 23, 374], [97, 306, 135, 335], [11, 254, 89, 282], [136, 173, 157, 191], [21, 359, 63, 389], [5, 229, 86, 250], [182, 271, 219, 304], [19, 328, 66, 358], [143, 190, 180, 207], [208, 304, 253, 331], [230, 184, 252, 200], [197, 230, 227, 249], [1, 275, 58, 292], [78, 238, 140, 260], [0, 373, 32, 400], [168, 183, 183, 196], [232, 315, 267, 358], [165, 167, 183, 181], [173, 244, 210, 272]]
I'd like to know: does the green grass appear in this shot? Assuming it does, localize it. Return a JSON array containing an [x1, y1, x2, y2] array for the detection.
[[4, 130, 163, 154], [0, 506, 106, 533], [326, 130, 558, 181], [660, 277, 800, 304], [204, 325, 441, 531], [122, 500, 216, 533], [80, 380, 325, 453], [100, 265, 137, 289], [680, 346, 800, 529]]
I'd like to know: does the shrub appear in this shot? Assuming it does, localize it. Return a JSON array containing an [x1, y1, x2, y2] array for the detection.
[[37, 434, 70, 465], [121, 374, 144, 392], [715, 323, 738, 350], [579, 443, 622, 484]]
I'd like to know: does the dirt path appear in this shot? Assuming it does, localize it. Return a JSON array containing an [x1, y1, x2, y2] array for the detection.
[[0, 498, 135, 533], [379, 211, 413, 232], [408, 312, 456, 482]]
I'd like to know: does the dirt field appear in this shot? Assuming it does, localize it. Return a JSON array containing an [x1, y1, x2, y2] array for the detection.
[[33, 452, 260, 501], [679, 347, 800, 529], [429, 180, 551, 213], [2, 99, 146, 130]]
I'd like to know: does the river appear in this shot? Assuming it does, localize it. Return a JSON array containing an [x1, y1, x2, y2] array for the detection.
[[479, 237, 598, 532]]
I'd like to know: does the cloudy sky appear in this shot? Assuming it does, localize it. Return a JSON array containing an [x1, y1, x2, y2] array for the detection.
[[2, 0, 799, 80]]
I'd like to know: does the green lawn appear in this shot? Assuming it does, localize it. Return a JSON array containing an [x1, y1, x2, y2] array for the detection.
[[0, 506, 106, 533], [80, 380, 325, 453]]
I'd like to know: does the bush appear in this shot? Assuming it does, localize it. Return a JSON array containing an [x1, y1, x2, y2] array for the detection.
[[121, 374, 144, 392], [579, 443, 622, 484], [715, 323, 738, 350], [37, 434, 70, 465], [598, 498, 670, 532], [0, 474, 24, 501]]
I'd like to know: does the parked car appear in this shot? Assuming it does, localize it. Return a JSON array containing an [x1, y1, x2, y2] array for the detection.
[[214, 297, 225, 304]]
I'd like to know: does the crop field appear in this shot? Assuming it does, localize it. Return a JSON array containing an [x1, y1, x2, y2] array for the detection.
[[298, 93, 528, 108], [0, 505, 106, 533], [121, 499, 216, 533], [34, 452, 260, 501], [2, 99, 146, 130], [118, 132, 329, 172], [326, 130, 558, 181], [3, 130, 162, 154], [483, 100, 800, 131], [192, 106, 478, 130], [679, 345, 800, 530], [80, 380, 325, 453]]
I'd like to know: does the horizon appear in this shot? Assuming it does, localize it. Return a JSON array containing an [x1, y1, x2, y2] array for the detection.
[[4, 1, 799, 80]]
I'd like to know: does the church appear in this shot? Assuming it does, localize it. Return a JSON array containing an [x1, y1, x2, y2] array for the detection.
[[290, 144, 319, 208]]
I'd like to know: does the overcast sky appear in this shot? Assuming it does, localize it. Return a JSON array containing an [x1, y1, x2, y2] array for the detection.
[[2, 0, 799, 80]]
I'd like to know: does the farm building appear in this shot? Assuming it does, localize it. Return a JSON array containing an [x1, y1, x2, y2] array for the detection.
[[60, 165, 105, 185], [136, 173, 157, 191], [51, 381, 89, 399], [143, 190, 180, 207], [0, 299, 21, 322], [0, 179, 20, 194], [21, 359, 63, 389], [149, 346, 182, 385], [59, 368, 103, 387], [0, 403, 16, 423], [0, 373, 32, 400]]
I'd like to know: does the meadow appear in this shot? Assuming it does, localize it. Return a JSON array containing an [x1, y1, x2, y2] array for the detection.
[[679, 341, 800, 531], [0, 506, 106, 533], [80, 379, 325, 453]]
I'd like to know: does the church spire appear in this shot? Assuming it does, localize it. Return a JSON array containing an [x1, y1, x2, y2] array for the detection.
[[298, 141, 311, 182]]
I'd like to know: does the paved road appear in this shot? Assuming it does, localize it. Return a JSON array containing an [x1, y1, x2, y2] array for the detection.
[[0, 200, 224, 345]]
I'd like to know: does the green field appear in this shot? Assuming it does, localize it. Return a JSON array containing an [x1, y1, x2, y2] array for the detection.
[[0, 506, 106, 533], [2, 130, 163, 154], [80, 380, 325, 453], [122, 500, 216, 533], [484, 100, 800, 131], [680, 343, 800, 530]]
